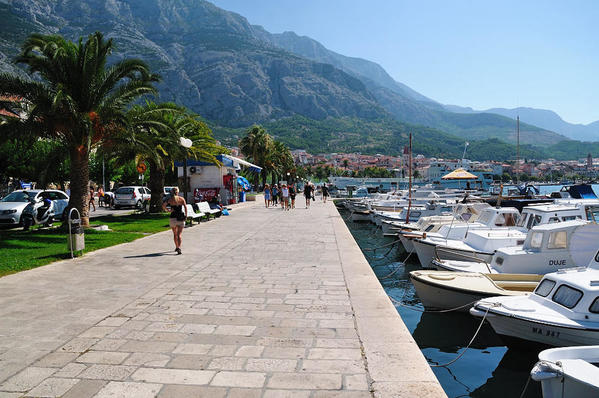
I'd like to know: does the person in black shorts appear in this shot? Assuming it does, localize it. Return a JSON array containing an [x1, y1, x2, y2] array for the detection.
[[304, 183, 313, 208], [289, 184, 296, 209], [322, 184, 329, 203]]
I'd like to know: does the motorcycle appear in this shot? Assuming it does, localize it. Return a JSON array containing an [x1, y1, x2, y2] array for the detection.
[[22, 195, 55, 231]]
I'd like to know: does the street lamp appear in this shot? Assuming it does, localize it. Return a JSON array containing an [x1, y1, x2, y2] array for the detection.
[[180, 137, 192, 201]]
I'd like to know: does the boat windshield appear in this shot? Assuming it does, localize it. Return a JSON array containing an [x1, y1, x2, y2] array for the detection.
[[534, 279, 556, 297], [589, 297, 599, 313], [552, 284, 583, 309]]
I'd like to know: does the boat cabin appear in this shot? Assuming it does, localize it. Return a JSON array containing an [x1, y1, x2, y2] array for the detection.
[[491, 220, 599, 275], [531, 266, 599, 321], [517, 204, 595, 230]]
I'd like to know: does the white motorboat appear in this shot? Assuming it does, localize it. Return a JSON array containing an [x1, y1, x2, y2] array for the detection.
[[435, 220, 599, 274], [531, 345, 599, 398], [410, 270, 541, 312], [414, 203, 597, 269], [470, 259, 599, 346]]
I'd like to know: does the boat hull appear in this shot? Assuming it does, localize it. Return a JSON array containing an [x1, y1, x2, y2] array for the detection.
[[411, 274, 497, 312], [471, 307, 599, 346], [399, 234, 416, 252], [412, 239, 437, 268], [350, 211, 371, 222]]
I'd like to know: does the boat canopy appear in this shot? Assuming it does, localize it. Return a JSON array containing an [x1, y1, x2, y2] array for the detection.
[[441, 168, 478, 180]]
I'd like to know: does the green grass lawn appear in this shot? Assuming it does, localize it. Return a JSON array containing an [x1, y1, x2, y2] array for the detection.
[[0, 213, 171, 277]]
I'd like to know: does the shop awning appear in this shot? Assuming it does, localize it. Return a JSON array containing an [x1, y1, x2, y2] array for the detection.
[[223, 155, 262, 173]]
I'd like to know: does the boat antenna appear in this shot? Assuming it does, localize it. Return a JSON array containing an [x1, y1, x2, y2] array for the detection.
[[515, 115, 520, 184], [406, 132, 412, 223]]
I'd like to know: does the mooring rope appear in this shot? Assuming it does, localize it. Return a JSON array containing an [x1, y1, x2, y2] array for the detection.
[[428, 305, 493, 368], [363, 239, 401, 251]]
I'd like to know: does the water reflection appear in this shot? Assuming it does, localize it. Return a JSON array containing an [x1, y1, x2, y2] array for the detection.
[[341, 209, 543, 398]]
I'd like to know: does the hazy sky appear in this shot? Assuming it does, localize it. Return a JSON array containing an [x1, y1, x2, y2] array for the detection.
[[211, 0, 598, 125]]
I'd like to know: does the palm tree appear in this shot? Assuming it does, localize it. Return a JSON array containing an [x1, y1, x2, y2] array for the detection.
[[0, 32, 159, 225], [114, 102, 221, 212], [239, 125, 272, 188]]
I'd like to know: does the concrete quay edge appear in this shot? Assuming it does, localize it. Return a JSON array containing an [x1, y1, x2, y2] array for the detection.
[[328, 203, 447, 398]]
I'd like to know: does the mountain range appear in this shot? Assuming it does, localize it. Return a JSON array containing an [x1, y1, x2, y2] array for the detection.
[[0, 0, 597, 158]]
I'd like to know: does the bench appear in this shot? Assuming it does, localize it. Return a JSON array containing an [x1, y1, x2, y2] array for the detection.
[[185, 204, 204, 225], [197, 201, 221, 219]]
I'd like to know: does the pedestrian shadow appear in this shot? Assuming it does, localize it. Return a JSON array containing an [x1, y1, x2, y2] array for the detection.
[[123, 251, 175, 258]]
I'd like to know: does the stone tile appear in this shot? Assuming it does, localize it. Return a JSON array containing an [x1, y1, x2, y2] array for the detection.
[[158, 385, 227, 398], [210, 371, 265, 388], [77, 351, 130, 365], [79, 327, 116, 339], [54, 363, 87, 378], [34, 352, 79, 368], [227, 388, 262, 398], [319, 319, 355, 328], [263, 390, 311, 398], [123, 353, 171, 367], [372, 381, 446, 398], [300, 359, 365, 374], [246, 358, 297, 372], [61, 380, 107, 398], [173, 343, 212, 355], [0, 367, 56, 392], [0, 393, 22, 398], [313, 392, 372, 398], [59, 338, 99, 353], [131, 368, 215, 385], [118, 341, 177, 353], [150, 332, 188, 342], [180, 324, 216, 334], [167, 355, 211, 370], [307, 348, 362, 360], [207, 357, 247, 370], [235, 345, 264, 357], [213, 325, 256, 336], [262, 347, 306, 359], [95, 381, 162, 398], [26, 377, 79, 398], [125, 331, 154, 341], [315, 339, 360, 348], [345, 374, 369, 390], [97, 317, 130, 327], [267, 373, 342, 390], [78, 365, 137, 381], [146, 322, 183, 332], [91, 338, 128, 351]]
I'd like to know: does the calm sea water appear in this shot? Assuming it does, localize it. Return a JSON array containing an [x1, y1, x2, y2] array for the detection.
[[341, 213, 542, 398]]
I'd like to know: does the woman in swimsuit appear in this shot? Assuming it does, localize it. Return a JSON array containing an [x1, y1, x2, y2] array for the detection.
[[162, 187, 187, 255]]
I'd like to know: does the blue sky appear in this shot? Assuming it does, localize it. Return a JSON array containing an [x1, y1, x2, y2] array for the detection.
[[211, 0, 598, 125]]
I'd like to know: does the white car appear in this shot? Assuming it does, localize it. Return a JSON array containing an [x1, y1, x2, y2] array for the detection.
[[113, 186, 151, 209], [0, 189, 69, 226]]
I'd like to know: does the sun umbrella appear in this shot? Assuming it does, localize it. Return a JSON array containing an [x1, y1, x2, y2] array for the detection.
[[441, 168, 478, 180]]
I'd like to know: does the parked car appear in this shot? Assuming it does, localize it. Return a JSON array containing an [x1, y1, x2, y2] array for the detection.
[[0, 189, 69, 227], [162, 186, 181, 203], [113, 186, 151, 209]]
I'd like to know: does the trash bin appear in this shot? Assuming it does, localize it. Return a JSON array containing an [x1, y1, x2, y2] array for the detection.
[[67, 209, 85, 257], [239, 191, 246, 202]]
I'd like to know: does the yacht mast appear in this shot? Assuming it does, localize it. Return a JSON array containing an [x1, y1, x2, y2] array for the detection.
[[406, 132, 412, 223], [516, 116, 520, 183]]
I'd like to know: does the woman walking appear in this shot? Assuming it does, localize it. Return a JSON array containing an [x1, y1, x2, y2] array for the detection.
[[281, 184, 290, 210], [272, 184, 279, 207], [264, 184, 271, 208], [304, 183, 313, 209], [289, 184, 296, 209], [89, 186, 96, 212], [162, 187, 187, 255]]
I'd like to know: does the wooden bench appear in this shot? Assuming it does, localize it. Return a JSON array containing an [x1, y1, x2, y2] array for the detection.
[[197, 201, 221, 219], [185, 204, 204, 225]]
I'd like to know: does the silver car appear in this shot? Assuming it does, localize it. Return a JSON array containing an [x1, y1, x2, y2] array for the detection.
[[0, 189, 69, 226], [113, 186, 151, 209]]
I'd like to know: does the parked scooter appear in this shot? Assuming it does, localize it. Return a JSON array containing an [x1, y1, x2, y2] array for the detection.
[[22, 195, 55, 231]]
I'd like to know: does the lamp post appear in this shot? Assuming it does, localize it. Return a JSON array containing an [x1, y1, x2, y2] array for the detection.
[[180, 137, 192, 201]]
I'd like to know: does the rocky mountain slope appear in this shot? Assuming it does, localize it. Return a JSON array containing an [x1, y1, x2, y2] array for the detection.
[[0, 0, 572, 150]]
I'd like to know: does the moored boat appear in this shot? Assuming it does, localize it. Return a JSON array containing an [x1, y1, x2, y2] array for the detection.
[[410, 270, 541, 312], [531, 345, 599, 398]]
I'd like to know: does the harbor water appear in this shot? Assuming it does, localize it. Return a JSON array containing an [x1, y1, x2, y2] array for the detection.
[[341, 211, 542, 398]]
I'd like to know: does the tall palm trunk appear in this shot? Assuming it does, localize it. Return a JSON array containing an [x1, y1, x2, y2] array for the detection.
[[68, 146, 90, 227], [148, 162, 165, 213]]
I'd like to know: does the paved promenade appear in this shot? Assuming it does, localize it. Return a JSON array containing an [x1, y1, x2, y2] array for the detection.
[[0, 199, 445, 398]]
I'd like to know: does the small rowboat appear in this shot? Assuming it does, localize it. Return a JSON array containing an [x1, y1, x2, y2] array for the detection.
[[410, 270, 541, 312]]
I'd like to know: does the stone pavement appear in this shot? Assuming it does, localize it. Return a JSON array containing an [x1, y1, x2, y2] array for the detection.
[[0, 199, 445, 397]]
